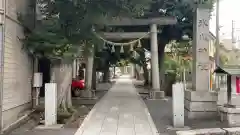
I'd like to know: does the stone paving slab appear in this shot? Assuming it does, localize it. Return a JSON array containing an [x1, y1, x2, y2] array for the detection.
[[74, 75, 159, 135]]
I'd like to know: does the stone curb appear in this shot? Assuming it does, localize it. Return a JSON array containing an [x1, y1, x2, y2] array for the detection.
[[223, 127, 240, 135], [176, 128, 225, 135], [176, 127, 240, 135]]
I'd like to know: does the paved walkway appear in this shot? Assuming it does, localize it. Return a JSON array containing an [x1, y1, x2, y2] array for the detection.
[[74, 75, 159, 135]]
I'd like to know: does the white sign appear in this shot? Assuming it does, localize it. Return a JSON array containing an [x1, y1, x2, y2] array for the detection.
[[33, 72, 43, 87]]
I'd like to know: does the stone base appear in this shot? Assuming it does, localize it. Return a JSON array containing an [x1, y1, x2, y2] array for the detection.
[[223, 127, 240, 135], [217, 90, 228, 106], [185, 109, 217, 120], [229, 93, 240, 107], [176, 128, 226, 135], [80, 90, 96, 98], [219, 106, 240, 127], [149, 91, 165, 99], [166, 125, 191, 131], [184, 90, 218, 119]]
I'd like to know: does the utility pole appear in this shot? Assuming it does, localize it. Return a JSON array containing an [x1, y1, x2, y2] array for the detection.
[[215, 0, 221, 90], [232, 20, 236, 48], [215, 0, 220, 66]]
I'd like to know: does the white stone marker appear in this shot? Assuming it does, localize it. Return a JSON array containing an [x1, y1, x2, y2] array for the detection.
[[172, 83, 184, 128], [45, 83, 57, 126]]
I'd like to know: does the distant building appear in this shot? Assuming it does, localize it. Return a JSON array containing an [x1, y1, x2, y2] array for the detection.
[[220, 38, 240, 65]]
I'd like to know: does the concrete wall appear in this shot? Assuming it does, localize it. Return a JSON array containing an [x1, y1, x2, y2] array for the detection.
[[2, 0, 33, 129]]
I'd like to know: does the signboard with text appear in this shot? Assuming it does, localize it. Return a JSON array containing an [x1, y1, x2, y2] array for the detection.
[[193, 7, 211, 91]]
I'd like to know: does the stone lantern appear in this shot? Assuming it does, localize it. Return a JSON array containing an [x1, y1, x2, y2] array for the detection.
[[214, 66, 240, 127]]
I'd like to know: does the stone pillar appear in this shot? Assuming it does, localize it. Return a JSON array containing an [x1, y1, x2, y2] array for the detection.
[[72, 59, 77, 79], [86, 53, 93, 89], [131, 64, 135, 78], [76, 59, 79, 77], [217, 74, 228, 106], [149, 24, 164, 99], [184, 5, 218, 119]]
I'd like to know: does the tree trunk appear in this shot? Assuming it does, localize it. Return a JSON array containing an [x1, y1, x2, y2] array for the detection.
[[92, 57, 97, 90], [135, 65, 140, 80], [103, 66, 110, 82], [66, 86, 72, 107], [72, 59, 77, 79], [142, 63, 149, 86], [113, 66, 116, 78], [159, 54, 165, 87], [67, 64, 73, 108]]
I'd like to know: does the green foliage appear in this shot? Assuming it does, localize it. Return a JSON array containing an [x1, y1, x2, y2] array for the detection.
[[21, 18, 80, 59], [117, 59, 129, 67], [164, 55, 178, 73], [142, 0, 215, 48], [20, 0, 151, 60], [164, 39, 192, 81], [163, 54, 192, 81], [166, 40, 192, 56], [220, 54, 229, 65]]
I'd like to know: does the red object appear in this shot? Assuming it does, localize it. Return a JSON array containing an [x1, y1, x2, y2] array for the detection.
[[71, 79, 85, 89], [236, 77, 240, 94]]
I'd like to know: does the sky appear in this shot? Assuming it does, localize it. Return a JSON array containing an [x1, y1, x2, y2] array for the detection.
[[210, 0, 240, 39]]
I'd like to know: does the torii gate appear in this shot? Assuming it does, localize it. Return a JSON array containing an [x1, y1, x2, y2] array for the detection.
[[101, 17, 177, 99]]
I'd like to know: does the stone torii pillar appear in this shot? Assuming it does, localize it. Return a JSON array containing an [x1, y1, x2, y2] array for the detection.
[[149, 24, 165, 99], [131, 64, 135, 78], [72, 59, 77, 79]]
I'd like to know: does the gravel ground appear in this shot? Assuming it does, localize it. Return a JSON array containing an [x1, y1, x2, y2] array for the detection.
[[144, 97, 228, 135], [134, 80, 228, 135], [10, 129, 77, 135], [8, 82, 115, 135]]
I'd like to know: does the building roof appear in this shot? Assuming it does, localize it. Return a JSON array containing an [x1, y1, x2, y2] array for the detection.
[[209, 32, 216, 40], [214, 66, 240, 75]]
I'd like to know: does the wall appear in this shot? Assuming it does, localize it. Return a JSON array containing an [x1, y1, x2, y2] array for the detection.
[[2, 0, 33, 129]]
